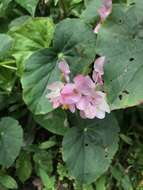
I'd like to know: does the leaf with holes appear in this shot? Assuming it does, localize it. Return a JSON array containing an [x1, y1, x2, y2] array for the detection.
[[96, 3, 143, 110], [62, 114, 120, 184], [21, 18, 96, 115], [0, 117, 23, 167]]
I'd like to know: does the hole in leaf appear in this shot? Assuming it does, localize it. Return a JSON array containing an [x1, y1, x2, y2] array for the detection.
[[119, 95, 122, 100], [119, 19, 122, 24], [130, 2, 135, 6], [129, 58, 134, 61], [122, 90, 129, 95], [85, 143, 88, 147]]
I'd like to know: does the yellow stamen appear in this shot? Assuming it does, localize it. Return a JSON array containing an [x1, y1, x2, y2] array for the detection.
[[62, 104, 69, 110]]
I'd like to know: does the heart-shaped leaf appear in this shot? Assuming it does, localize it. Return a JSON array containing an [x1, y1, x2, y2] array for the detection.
[[0, 117, 23, 167], [96, 3, 143, 110], [62, 114, 120, 184], [21, 18, 96, 115]]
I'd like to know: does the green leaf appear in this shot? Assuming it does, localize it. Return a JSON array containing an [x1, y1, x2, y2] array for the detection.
[[16, 152, 32, 183], [9, 17, 54, 75], [62, 114, 120, 184], [0, 67, 16, 92], [81, 0, 102, 24], [33, 151, 53, 174], [0, 34, 13, 57], [35, 110, 68, 136], [95, 176, 106, 190], [21, 18, 96, 115], [96, 4, 143, 110], [15, 0, 39, 16], [111, 165, 133, 190], [39, 137, 57, 149], [38, 168, 55, 189], [0, 174, 18, 189], [0, 117, 23, 167]]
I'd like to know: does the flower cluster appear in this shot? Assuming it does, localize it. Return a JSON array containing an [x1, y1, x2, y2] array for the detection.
[[94, 0, 112, 33], [46, 57, 110, 119]]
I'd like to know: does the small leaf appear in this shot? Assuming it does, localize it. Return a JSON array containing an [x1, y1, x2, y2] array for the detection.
[[0, 117, 23, 167], [120, 134, 133, 145], [0, 174, 18, 189], [33, 151, 53, 174], [38, 168, 55, 189], [39, 137, 57, 149], [62, 114, 120, 184], [15, 0, 39, 16], [16, 152, 32, 183]]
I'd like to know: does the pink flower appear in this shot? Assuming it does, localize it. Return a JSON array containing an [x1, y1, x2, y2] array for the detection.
[[61, 83, 81, 104], [79, 91, 110, 119], [60, 83, 81, 113], [94, 0, 112, 34], [74, 75, 95, 96], [46, 59, 110, 119], [46, 81, 64, 108], [92, 56, 106, 85], [58, 60, 70, 82]]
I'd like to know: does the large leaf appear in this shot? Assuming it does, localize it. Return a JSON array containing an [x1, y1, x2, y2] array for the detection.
[[35, 110, 68, 136], [9, 17, 54, 75], [96, 3, 143, 110], [0, 117, 23, 167], [62, 114, 120, 184], [21, 18, 96, 115], [15, 0, 39, 16]]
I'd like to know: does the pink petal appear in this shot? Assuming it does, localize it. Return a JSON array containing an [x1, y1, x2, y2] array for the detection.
[[94, 56, 105, 74], [47, 81, 64, 91], [58, 60, 70, 74], [98, 0, 112, 21], [61, 83, 81, 104], [93, 56, 106, 84], [93, 23, 101, 34], [69, 104, 76, 113], [74, 75, 95, 95], [76, 96, 90, 110], [80, 111, 86, 119], [84, 104, 97, 119]]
